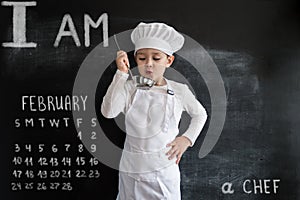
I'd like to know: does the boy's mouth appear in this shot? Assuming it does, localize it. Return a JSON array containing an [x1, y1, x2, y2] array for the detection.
[[146, 70, 153, 75]]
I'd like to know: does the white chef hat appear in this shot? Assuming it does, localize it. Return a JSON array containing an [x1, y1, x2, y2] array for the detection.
[[131, 22, 184, 56]]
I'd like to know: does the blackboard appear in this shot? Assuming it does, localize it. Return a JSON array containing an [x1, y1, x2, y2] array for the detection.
[[1, 0, 300, 199]]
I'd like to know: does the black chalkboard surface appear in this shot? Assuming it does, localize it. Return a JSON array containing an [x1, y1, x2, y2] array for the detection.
[[1, 0, 300, 199]]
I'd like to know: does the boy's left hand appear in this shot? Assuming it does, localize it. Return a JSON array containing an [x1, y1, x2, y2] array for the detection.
[[166, 136, 192, 164]]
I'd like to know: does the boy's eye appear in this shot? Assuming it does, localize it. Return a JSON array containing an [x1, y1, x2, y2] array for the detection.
[[153, 57, 161, 61], [138, 57, 146, 61]]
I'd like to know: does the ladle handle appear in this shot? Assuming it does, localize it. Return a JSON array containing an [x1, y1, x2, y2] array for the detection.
[[113, 34, 134, 80], [127, 67, 135, 80]]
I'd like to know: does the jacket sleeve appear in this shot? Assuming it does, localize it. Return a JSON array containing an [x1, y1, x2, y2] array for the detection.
[[181, 85, 208, 146], [101, 69, 129, 118]]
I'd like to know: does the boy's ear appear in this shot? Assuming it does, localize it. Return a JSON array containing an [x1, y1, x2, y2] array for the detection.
[[166, 55, 175, 68]]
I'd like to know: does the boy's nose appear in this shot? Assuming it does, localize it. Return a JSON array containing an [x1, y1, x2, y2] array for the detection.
[[145, 59, 153, 67]]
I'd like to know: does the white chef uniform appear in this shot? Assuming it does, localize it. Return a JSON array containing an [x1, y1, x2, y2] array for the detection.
[[101, 71, 207, 199]]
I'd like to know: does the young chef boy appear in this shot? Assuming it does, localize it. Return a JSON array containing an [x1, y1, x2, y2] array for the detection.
[[101, 22, 207, 200]]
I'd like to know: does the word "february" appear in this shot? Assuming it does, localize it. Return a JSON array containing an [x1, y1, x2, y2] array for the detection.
[[21, 95, 88, 112]]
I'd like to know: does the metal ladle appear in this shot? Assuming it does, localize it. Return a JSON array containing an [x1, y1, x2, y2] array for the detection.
[[113, 35, 156, 90]]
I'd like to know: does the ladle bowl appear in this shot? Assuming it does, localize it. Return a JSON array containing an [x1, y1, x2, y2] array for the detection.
[[133, 75, 156, 90]]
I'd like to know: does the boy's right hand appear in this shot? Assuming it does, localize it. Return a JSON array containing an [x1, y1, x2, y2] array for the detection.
[[116, 50, 129, 73]]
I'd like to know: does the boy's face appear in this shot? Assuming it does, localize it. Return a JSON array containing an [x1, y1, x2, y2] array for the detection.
[[135, 48, 174, 85]]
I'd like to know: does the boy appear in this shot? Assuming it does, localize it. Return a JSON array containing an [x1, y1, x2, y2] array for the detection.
[[101, 22, 207, 200]]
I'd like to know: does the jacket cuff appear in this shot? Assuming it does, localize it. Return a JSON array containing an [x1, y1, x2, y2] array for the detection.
[[116, 69, 129, 78], [181, 133, 195, 147]]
